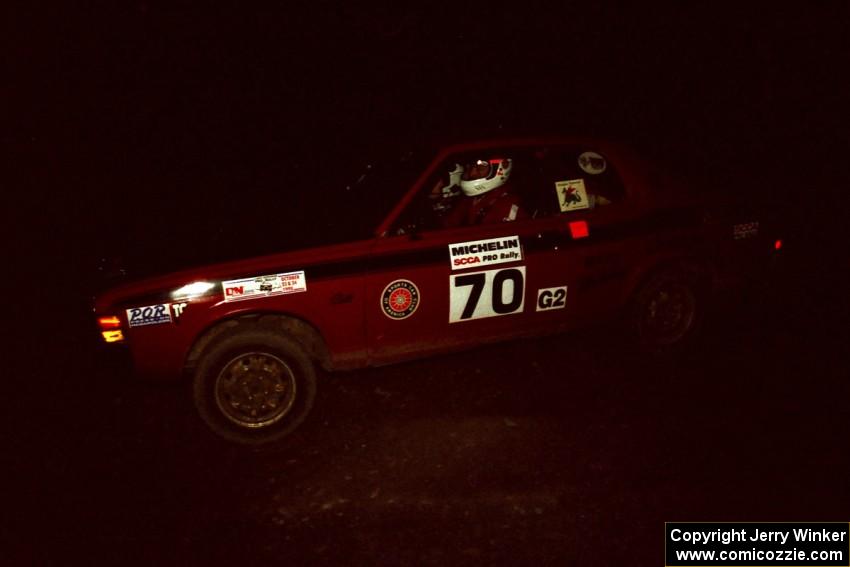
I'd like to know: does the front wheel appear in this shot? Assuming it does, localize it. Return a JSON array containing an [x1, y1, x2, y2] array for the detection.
[[193, 326, 317, 445]]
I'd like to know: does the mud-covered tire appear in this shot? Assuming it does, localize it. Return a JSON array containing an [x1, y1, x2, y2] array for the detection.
[[193, 324, 317, 446], [630, 268, 705, 352]]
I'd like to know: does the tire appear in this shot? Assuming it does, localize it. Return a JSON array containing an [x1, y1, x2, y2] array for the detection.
[[630, 268, 705, 352], [193, 323, 317, 446]]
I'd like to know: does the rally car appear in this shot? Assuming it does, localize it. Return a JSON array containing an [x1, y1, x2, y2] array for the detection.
[[93, 136, 781, 445]]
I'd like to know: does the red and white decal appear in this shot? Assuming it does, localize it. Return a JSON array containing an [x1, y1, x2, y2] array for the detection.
[[222, 271, 307, 303], [381, 279, 420, 320], [448, 235, 522, 271]]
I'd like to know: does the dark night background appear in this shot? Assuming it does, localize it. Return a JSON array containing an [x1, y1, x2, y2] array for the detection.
[[6, 3, 850, 565]]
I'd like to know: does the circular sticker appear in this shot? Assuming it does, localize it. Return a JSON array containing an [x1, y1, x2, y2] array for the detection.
[[381, 279, 420, 320], [578, 151, 607, 175]]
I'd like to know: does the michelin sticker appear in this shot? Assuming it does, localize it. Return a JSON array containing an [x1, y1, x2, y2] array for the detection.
[[126, 303, 172, 327], [381, 279, 420, 320], [222, 271, 307, 302], [450, 266, 525, 323], [449, 235, 522, 270], [536, 286, 567, 311], [578, 151, 607, 174], [555, 179, 590, 213]]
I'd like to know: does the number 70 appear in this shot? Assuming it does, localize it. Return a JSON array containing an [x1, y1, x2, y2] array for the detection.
[[449, 267, 525, 323]]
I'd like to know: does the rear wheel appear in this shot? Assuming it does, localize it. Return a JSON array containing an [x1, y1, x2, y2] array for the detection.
[[193, 324, 317, 445], [631, 268, 704, 351]]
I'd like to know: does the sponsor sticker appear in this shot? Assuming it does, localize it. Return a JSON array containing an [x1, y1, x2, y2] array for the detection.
[[448, 235, 522, 270], [449, 266, 526, 323], [733, 221, 759, 240], [578, 151, 607, 174], [536, 286, 567, 311], [381, 279, 420, 320], [172, 302, 187, 318], [555, 179, 590, 213], [222, 271, 307, 303], [126, 304, 172, 327]]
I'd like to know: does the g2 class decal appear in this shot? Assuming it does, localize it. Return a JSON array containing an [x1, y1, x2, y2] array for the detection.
[[126, 304, 172, 327], [536, 286, 567, 311], [448, 235, 522, 270], [381, 279, 420, 320], [222, 271, 307, 303], [449, 266, 525, 323]]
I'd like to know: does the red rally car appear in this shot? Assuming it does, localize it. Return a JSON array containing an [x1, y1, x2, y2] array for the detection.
[[93, 136, 782, 445]]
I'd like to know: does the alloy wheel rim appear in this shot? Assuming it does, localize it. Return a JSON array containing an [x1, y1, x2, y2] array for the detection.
[[214, 352, 297, 428], [644, 285, 696, 344]]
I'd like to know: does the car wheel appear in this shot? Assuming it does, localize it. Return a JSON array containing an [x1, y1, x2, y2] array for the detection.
[[193, 325, 317, 446], [631, 268, 704, 351]]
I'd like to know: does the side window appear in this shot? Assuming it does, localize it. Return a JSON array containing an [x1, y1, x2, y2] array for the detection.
[[529, 147, 627, 218], [392, 149, 542, 234], [391, 156, 466, 234]]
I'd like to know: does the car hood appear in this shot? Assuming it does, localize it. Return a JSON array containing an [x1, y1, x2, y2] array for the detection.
[[93, 238, 373, 313]]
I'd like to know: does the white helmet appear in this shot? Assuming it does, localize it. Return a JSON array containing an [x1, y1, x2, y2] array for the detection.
[[459, 158, 513, 197]]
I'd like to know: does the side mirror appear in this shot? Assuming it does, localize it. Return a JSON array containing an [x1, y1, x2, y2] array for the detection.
[[390, 221, 420, 239], [406, 223, 422, 241]]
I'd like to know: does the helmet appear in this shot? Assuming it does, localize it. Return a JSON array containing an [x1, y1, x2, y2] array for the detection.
[[459, 158, 513, 197]]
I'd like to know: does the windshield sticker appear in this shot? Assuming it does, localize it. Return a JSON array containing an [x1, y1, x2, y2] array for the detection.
[[126, 304, 173, 327], [578, 151, 607, 175], [449, 235, 522, 270], [555, 179, 591, 213], [222, 271, 307, 302], [381, 279, 420, 320]]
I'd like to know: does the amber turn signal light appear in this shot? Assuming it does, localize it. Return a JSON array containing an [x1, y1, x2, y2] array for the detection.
[[98, 315, 121, 329], [98, 315, 124, 342], [101, 330, 124, 343]]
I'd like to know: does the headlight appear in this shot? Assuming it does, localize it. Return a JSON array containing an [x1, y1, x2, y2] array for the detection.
[[170, 281, 217, 300]]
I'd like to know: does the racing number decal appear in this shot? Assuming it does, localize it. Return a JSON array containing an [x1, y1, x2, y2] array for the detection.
[[449, 267, 526, 323]]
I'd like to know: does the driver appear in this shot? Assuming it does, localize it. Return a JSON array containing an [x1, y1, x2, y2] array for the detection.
[[443, 157, 527, 227], [429, 163, 464, 214]]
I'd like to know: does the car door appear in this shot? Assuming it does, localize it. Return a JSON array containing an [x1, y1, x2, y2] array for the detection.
[[364, 146, 589, 366], [526, 144, 642, 329]]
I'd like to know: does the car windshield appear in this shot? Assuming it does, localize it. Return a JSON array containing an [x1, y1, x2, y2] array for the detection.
[[323, 149, 433, 238]]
